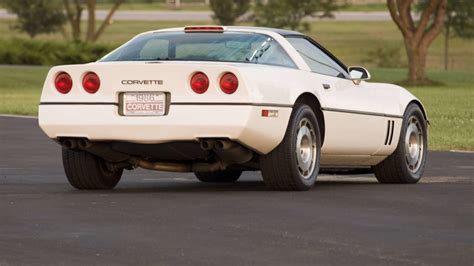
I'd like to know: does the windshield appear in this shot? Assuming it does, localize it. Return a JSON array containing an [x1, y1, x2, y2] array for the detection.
[[100, 31, 296, 68]]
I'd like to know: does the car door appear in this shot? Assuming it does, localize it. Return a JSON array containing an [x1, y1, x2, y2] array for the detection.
[[286, 37, 387, 156]]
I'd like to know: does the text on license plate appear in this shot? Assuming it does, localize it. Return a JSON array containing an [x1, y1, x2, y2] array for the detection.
[[122, 92, 166, 116]]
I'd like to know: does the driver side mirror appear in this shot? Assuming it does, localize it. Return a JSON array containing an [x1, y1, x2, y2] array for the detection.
[[348, 66, 371, 85]]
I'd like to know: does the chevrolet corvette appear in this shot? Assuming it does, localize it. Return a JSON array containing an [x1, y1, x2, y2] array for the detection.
[[38, 26, 428, 191]]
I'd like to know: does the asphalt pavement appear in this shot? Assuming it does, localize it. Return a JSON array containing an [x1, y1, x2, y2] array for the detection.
[[0, 116, 473, 265]]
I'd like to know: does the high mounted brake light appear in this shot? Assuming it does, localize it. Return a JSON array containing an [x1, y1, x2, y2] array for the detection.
[[184, 26, 224, 33]]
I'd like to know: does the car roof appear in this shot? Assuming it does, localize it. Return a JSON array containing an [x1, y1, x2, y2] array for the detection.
[[225, 26, 305, 37], [150, 26, 305, 37]]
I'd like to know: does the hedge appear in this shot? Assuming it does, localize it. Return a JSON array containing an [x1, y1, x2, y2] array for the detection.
[[0, 39, 115, 65]]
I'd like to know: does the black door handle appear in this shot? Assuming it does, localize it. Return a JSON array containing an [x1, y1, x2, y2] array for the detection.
[[323, 84, 331, 89]]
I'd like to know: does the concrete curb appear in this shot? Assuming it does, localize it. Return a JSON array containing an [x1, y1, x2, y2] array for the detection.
[[0, 114, 37, 119]]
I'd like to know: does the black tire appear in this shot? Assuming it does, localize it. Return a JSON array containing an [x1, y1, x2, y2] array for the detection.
[[62, 147, 123, 189], [260, 104, 321, 191], [194, 169, 242, 183], [374, 104, 428, 184]]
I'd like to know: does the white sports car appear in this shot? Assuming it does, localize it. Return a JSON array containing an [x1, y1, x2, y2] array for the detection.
[[39, 26, 428, 191]]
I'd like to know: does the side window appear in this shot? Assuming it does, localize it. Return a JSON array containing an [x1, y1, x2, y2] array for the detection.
[[257, 41, 297, 68], [244, 37, 297, 68], [287, 37, 347, 78]]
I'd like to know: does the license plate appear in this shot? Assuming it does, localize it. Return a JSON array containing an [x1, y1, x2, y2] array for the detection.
[[121, 92, 166, 116]]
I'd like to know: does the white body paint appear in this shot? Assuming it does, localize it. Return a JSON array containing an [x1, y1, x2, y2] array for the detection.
[[39, 26, 426, 166]]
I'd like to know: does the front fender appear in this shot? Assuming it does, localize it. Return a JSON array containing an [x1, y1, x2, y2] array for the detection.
[[363, 82, 428, 122]]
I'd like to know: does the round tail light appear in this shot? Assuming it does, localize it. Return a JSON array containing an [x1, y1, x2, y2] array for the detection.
[[219, 73, 238, 94], [190, 72, 209, 94], [82, 72, 100, 93], [54, 72, 72, 94]]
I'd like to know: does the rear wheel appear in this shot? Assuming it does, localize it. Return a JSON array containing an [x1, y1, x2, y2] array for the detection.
[[62, 147, 123, 189], [374, 104, 428, 183], [194, 169, 242, 183], [261, 104, 321, 191]]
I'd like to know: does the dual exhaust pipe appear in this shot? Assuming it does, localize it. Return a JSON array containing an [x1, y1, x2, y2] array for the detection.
[[60, 138, 253, 172], [200, 139, 236, 151], [60, 138, 129, 163], [61, 138, 92, 150], [200, 139, 253, 165]]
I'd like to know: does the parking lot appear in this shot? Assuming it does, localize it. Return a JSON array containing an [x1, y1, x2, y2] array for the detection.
[[1, 116, 473, 265]]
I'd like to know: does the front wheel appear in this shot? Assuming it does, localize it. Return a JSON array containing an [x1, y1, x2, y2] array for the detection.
[[374, 104, 428, 183], [260, 104, 321, 191]]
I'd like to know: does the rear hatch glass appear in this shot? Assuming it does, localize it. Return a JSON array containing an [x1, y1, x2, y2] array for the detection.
[[100, 31, 296, 69]]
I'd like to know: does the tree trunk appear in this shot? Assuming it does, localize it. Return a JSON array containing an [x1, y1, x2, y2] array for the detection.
[[444, 25, 450, 71], [63, 0, 82, 42], [92, 0, 123, 42], [406, 43, 428, 83], [86, 0, 96, 42], [72, 23, 81, 42], [387, 0, 447, 84]]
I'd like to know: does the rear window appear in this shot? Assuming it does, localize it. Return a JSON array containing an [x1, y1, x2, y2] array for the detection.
[[100, 31, 297, 68]]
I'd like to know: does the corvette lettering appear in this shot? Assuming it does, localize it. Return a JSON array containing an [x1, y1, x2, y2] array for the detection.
[[121, 80, 163, 85], [126, 103, 164, 112]]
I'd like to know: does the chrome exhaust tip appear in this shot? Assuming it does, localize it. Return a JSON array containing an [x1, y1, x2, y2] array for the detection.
[[77, 138, 92, 150], [200, 139, 216, 151], [61, 139, 77, 149]]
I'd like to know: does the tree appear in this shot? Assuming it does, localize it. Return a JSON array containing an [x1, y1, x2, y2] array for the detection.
[[417, 0, 474, 70], [63, 0, 124, 43], [3, 0, 65, 38], [209, 0, 250, 26], [253, 0, 336, 31], [387, 0, 448, 84], [441, 0, 474, 70], [419, 0, 474, 70]]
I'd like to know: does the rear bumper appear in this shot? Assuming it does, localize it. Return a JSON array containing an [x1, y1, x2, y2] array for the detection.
[[38, 103, 292, 154]]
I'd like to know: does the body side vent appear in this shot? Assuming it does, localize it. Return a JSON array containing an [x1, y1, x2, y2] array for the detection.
[[388, 120, 395, 145], [384, 120, 391, 145]]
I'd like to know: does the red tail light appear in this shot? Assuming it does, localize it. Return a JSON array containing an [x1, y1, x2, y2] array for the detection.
[[190, 72, 209, 94], [54, 72, 72, 94], [219, 72, 238, 94], [82, 72, 100, 94]]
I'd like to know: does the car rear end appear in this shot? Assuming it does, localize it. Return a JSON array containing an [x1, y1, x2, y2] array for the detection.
[[39, 26, 303, 192], [39, 27, 298, 154], [39, 61, 292, 154]]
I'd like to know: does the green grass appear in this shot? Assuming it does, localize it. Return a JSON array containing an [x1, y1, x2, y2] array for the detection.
[[370, 69, 474, 151], [95, 1, 388, 12], [0, 65, 49, 116], [97, 2, 211, 11], [339, 3, 388, 12], [0, 19, 208, 46], [97, 2, 388, 12], [303, 21, 474, 72], [0, 66, 472, 151]]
